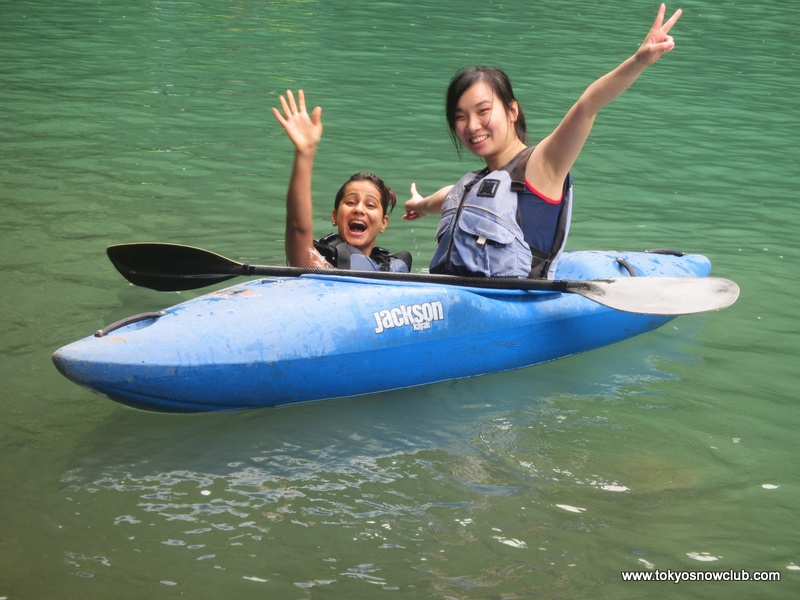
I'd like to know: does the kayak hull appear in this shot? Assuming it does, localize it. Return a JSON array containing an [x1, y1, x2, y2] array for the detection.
[[53, 251, 712, 412]]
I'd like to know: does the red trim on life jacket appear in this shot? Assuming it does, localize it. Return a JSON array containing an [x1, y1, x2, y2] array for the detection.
[[525, 179, 563, 205]]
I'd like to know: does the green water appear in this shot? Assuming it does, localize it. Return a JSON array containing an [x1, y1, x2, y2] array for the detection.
[[2, 0, 798, 597]]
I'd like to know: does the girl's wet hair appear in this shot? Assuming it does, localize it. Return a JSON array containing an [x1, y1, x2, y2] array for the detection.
[[445, 66, 527, 155], [334, 172, 397, 215]]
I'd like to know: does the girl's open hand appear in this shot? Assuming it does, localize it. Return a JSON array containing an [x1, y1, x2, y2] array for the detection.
[[272, 89, 323, 154]]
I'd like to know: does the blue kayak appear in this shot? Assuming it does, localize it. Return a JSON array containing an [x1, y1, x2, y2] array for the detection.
[[53, 250, 720, 413]]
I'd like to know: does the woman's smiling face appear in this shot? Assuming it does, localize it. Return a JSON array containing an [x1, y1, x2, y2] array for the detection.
[[332, 180, 389, 253], [453, 81, 519, 166]]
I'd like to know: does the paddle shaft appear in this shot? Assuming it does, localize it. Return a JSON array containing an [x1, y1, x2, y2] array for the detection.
[[107, 242, 571, 292], [239, 262, 571, 291]]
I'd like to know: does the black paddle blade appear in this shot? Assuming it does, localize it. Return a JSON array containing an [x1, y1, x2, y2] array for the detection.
[[107, 243, 244, 291]]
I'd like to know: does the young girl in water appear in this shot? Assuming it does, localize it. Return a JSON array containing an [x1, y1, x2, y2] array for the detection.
[[404, 4, 682, 279], [273, 89, 410, 272]]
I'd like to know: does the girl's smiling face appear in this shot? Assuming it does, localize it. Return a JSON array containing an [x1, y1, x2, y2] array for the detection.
[[332, 180, 389, 253], [453, 81, 520, 168]]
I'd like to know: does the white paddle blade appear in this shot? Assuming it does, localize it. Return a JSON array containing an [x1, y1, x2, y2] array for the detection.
[[573, 277, 740, 315]]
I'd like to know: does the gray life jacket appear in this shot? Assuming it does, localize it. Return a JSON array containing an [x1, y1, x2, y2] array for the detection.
[[314, 233, 412, 272], [430, 147, 572, 279]]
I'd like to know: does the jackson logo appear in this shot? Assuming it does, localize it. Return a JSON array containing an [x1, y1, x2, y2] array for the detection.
[[373, 301, 444, 334]]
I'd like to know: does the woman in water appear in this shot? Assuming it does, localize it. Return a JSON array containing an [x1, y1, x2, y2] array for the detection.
[[273, 89, 410, 272], [404, 4, 682, 279]]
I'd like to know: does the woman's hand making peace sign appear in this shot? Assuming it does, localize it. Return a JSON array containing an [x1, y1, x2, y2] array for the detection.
[[635, 3, 683, 67]]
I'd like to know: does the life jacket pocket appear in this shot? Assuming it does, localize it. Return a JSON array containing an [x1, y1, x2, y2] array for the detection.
[[438, 205, 532, 277]]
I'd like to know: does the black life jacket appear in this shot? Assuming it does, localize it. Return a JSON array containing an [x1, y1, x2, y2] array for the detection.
[[314, 233, 412, 272]]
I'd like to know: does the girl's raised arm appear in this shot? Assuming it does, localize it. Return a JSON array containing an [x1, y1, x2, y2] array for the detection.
[[272, 90, 325, 267]]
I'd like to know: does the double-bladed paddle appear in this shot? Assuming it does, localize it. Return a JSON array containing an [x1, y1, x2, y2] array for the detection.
[[106, 242, 740, 316]]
